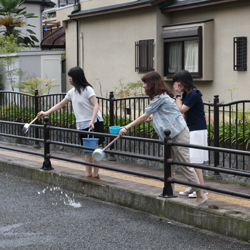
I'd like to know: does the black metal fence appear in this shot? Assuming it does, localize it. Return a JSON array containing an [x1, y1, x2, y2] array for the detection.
[[1, 90, 250, 172], [163, 129, 250, 200], [204, 95, 250, 173], [0, 118, 249, 202]]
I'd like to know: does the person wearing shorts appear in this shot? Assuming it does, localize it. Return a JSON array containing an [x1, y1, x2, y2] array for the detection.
[[37, 66, 104, 179], [173, 70, 208, 198]]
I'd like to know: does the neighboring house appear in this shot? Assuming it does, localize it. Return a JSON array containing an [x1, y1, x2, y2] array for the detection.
[[0, 0, 66, 94], [23, 0, 56, 46], [55, 0, 249, 102]]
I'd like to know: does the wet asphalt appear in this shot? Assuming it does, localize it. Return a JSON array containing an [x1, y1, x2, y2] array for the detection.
[[0, 172, 250, 250]]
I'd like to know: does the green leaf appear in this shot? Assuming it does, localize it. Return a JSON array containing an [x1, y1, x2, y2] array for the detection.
[[26, 29, 36, 34], [0, 0, 38, 47], [30, 35, 39, 42], [27, 24, 36, 28]]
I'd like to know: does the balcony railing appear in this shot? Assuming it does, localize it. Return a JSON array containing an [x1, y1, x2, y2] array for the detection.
[[58, 0, 77, 8]]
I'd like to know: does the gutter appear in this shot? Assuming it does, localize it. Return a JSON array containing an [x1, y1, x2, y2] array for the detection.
[[71, 1, 81, 66], [69, 0, 166, 19], [161, 0, 238, 12]]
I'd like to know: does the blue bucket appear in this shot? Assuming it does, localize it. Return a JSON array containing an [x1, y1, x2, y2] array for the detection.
[[83, 130, 99, 153], [109, 126, 122, 135]]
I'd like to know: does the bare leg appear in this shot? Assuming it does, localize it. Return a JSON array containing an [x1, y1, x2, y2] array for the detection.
[[194, 168, 205, 185], [184, 166, 206, 198], [196, 190, 207, 203], [85, 153, 93, 176], [92, 145, 100, 178], [92, 160, 100, 178], [85, 152, 100, 178], [194, 167, 207, 202]]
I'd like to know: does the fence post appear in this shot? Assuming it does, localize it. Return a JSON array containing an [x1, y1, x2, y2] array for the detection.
[[108, 91, 116, 161], [41, 116, 53, 170], [159, 129, 177, 198], [213, 95, 222, 179], [34, 89, 40, 148]]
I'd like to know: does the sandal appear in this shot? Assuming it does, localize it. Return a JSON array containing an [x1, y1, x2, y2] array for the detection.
[[86, 174, 92, 177], [92, 174, 100, 179]]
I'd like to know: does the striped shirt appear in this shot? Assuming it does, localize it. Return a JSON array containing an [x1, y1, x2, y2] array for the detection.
[[145, 93, 186, 139]]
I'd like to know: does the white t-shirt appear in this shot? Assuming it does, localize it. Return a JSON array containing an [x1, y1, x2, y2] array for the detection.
[[65, 86, 103, 127]]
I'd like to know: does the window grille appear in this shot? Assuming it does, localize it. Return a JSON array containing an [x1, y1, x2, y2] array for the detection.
[[135, 40, 154, 73], [58, 0, 76, 8], [234, 37, 247, 71]]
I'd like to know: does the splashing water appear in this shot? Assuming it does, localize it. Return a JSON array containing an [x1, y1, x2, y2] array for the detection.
[[37, 186, 81, 208]]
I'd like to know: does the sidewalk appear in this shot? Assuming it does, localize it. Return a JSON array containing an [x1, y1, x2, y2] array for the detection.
[[0, 141, 250, 242]]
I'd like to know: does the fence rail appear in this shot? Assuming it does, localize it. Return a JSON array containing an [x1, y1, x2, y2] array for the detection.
[[1, 90, 250, 172], [0, 119, 249, 201], [163, 129, 250, 200]]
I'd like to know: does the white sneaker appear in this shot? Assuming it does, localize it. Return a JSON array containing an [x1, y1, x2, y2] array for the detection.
[[188, 191, 197, 198], [179, 187, 193, 196], [203, 190, 209, 195], [188, 190, 209, 198]]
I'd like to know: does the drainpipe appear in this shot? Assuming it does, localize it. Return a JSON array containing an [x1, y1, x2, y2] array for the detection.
[[71, 1, 81, 66]]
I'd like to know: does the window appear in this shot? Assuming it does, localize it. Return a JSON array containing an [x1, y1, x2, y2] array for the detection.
[[135, 40, 154, 73], [162, 26, 202, 77], [234, 37, 247, 71]]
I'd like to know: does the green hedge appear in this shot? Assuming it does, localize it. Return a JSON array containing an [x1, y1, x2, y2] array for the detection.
[[0, 105, 157, 138], [208, 120, 250, 148], [4, 104, 250, 144]]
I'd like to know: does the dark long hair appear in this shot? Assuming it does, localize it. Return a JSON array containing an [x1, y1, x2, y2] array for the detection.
[[173, 70, 196, 91], [68, 66, 92, 94], [141, 71, 174, 99]]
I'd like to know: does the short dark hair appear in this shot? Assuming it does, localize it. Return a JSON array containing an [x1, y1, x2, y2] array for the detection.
[[68, 66, 92, 94], [141, 71, 174, 99], [173, 70, 196, 90]]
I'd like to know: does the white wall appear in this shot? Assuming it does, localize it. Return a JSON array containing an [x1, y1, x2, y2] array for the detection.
[[0, 53, 20, 92], [41, 55, 62, 94], [0, 50, 65, 94], [23, 4, 43, 46]]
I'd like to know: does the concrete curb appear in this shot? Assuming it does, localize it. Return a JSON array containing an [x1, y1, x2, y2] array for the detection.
[[0, 159, 250, 242]]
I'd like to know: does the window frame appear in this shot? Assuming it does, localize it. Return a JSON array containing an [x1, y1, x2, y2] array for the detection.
[[135, 39, 154, 73], [163, 26, 202, 78]]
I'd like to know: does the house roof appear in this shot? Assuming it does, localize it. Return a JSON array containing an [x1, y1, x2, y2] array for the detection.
[[161, 0, 238, 12], [24, 0, 56, 7], [69, 0, 166, 19], [40, 26, 65, 49]]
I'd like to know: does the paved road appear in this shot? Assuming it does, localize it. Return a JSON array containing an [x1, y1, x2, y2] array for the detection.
[[0, 173, 249, 250]]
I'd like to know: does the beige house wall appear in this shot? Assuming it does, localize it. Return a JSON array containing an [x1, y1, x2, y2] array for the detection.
[[155, 8, 171, 77], [57, 0, 250, 103], [57, 6, 74, 24], [65, 20, 78, 74], [168, 1, 250, 102], [66, 7, 167, 97]]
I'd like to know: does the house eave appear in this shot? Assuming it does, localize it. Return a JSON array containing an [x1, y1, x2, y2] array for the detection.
[[69, 0, 166, 20], [24, 0, 56, 7], [161, 0, 238, 13]]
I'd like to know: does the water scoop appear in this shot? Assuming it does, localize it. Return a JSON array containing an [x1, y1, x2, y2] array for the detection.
[[93, 135, 120, 161], [22, 116, 39, 133]]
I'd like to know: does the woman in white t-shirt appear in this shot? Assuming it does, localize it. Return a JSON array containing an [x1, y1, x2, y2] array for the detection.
[[37, 66, 104, 179]]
